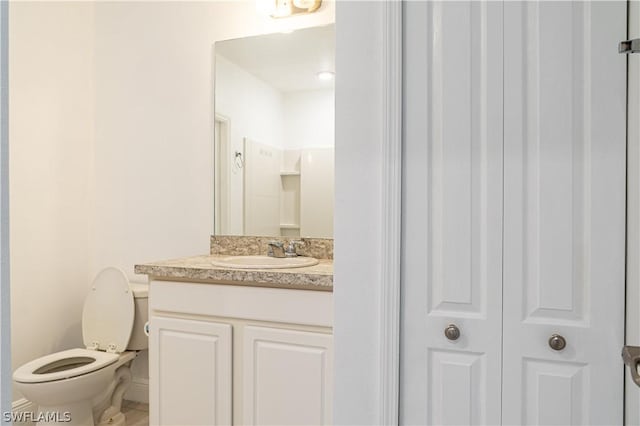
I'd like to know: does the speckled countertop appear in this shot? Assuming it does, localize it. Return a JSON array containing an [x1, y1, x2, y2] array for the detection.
[[135, 236, 334, 291], [134, 255, 333, 291]]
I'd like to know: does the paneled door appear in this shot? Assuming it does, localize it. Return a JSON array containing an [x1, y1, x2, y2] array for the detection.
[[401, 1, 627, 424], [502, 2, 627, 424], [401, 2, 504, 424]]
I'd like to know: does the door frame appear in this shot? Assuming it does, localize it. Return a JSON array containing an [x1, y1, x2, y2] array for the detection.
[[379, 1, 402, 424], [214, 113, 231, 235], [626, 0, 640, 423], [336, 0, 631, 424], [0, 0, 9, 419], [333, 0, 402, 424]]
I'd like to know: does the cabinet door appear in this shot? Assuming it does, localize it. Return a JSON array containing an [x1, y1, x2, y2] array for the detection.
[[503, 1, 626, 424], [242, 326, 333, 425], [400, 1, 504, 424], [149, 316, 232, 426]]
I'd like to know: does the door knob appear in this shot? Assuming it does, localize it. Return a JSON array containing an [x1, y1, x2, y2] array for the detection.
[[548, 334, 566, 351], [622, 346, 640, 388], [444, 324, 460, 341], [620, 38, 640, 54]]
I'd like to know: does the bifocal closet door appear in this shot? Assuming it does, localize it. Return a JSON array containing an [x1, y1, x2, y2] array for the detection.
[[502, 2, 627, 424], [400, 2, 503, 424]]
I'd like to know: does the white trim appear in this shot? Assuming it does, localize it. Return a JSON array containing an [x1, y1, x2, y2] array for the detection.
[[123, 378, 149, 404], [334, 1, 401, 423], [12, 398, 36, 413], [626, 0, 640, 423], [379, 1, 402, 425], [12, 399, 37, 426], [0, 0, 9, 421], [214, 113, 231, 235]]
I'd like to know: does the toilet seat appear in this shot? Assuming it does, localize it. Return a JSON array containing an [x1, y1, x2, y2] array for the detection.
[[13, 348, 119, 384]]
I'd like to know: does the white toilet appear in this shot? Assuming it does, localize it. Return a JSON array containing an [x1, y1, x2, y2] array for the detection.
[[13, 267, 149, 426]]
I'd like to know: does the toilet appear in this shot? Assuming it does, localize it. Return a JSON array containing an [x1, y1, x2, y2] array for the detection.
[[13, 267, 149, 426]]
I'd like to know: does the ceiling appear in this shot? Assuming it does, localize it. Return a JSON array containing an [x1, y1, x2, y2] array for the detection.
[[215, 24, 335, 93]]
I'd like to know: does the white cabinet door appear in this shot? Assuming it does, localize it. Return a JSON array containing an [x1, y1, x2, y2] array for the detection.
[[503, 2, 627, 424], [401, 2, 504, 424], [242, 326, 333, 425], [149, 316, 232, 426]]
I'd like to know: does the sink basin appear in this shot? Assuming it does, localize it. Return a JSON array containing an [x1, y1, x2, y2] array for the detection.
[[211, 255, 319, 269]]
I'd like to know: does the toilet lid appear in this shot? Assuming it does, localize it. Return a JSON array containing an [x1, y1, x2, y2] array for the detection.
[[82, 267, 134, 353]]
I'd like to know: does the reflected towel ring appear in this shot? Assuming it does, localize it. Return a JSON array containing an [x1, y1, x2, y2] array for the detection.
[[234, 151, 244, 169]]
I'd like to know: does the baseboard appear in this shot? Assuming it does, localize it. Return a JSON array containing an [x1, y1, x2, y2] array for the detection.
[[12, 398, 36, 412], [11, 398, 37, 426], [123, 378, 149, 404]]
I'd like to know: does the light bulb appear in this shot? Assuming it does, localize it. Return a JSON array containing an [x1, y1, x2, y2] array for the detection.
[[293, 0, 315, 9]]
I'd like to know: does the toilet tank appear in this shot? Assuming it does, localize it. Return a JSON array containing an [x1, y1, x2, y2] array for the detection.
[[127, 283, 149, 351]]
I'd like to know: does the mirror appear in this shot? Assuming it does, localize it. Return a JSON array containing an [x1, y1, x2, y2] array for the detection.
[[214, 25, 335, 239]]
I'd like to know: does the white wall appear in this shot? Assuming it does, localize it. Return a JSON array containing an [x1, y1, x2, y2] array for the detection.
[[283, 89, 334, 149], [215, 55, 285, 234], [9, 1, 95, 400], [216, 55, 285, 151]]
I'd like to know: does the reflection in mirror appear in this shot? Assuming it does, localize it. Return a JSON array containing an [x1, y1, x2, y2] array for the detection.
[[214, 25, 335, 239]]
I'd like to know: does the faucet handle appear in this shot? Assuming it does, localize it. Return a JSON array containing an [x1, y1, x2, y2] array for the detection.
[[267, 241, 285, 258], [285, 240, 304, 257]]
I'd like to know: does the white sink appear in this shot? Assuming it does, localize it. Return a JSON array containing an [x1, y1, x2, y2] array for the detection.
[[211, 255, 319, 269]]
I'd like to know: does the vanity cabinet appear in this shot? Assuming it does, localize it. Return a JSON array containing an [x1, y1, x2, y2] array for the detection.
[[148, 280, 333, 426]]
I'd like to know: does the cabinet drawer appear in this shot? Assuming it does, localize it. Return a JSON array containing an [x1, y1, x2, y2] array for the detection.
[[150, 280, 333, 327]]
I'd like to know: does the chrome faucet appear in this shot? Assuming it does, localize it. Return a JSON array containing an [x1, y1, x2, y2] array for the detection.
[[267, 241, 285, 258], [285, 240, 304, 257]]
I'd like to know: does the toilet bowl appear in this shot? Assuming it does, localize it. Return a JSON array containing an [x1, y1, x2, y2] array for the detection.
[[13, 267, 149, 426]]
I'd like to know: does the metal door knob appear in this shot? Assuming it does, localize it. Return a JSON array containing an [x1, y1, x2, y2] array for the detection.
[[622, 346, 640, 388], [444, 324, 460, 341], [548, 334, 566, 351]]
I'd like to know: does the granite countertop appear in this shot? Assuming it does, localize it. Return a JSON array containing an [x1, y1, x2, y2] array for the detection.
[[134, 254, 334, 291]]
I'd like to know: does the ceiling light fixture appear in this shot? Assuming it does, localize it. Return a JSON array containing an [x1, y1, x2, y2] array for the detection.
[[293, 0, 318, 9], [257, 0, 322, 18]]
